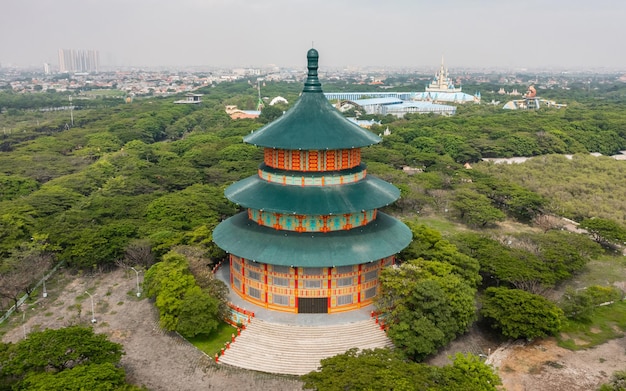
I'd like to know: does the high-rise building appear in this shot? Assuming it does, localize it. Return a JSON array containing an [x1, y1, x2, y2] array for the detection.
[[58, 49, 99, 73]]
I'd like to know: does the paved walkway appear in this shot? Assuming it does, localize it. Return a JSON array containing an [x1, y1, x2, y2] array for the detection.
[[218, 317, 392, 375]]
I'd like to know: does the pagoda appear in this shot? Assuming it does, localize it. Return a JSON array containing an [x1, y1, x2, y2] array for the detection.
[[213, 49, 412, 314]]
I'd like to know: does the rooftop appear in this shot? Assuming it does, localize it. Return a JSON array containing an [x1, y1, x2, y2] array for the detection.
[[243, 49, 381, 150], [224, 171, 400, 214], [213, 212, 412, 267]]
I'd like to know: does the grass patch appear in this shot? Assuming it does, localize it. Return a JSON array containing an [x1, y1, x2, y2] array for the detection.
[[544, 360, 564, 369], [569, 255, 626, 289], [557, 300, 626, 350], [187, 322, 237, 356], [412, 215, 466, 236], [83, 89, 126, 97]]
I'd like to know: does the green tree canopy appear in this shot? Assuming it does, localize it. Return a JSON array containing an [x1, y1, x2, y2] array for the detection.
[[0, 326, 141, 390], [452, 188, 505, 227], [481, 287, 563, 340], [143, 251, 222, 337], [400, 222, 481, 287], [301, 348, 501, 391], [377, 259, 476, 361], [580, 218, 626, 245]]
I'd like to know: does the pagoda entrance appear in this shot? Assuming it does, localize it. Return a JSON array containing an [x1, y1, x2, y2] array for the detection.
[[297, 297, 328, 314]]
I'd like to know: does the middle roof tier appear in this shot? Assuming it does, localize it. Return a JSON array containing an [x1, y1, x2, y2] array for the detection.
[[225, 173, 401, 215]]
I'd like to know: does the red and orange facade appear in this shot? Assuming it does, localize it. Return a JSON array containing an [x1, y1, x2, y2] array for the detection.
[[213, 49, 411, 313]]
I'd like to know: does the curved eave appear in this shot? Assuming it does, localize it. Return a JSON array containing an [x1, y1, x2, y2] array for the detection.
[[213, 212, 412, 267], [243, 92, 382, 150], [261, 163, 365, 177], [225, 175, 400, 214]]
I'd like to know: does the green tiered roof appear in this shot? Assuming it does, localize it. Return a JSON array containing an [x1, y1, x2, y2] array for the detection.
[[213, 48, 412, 268], [213, 212, 411, 267], [225, 174, 399, 214], [243, 49, 381, 150]]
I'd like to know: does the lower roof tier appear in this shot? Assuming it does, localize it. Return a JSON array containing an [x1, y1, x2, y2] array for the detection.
[[213, 211, 412, 268], [225, 174, 400, 215]]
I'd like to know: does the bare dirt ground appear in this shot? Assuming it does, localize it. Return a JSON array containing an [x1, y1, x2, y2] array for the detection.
[[1, 268, 303, 391], [2, 268, 625, 391], [487, 337, 626, 391]]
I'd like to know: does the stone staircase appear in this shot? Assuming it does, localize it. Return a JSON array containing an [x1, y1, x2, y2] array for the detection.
[[218, 318, 393, 375]]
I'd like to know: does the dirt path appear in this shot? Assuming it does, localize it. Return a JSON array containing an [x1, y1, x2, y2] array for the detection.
[[1, 269, 303, 391], [487, 337, 626, 391], [427, 325, 626, 391]]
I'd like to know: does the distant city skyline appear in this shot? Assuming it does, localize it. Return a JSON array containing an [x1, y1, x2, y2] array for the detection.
[[58, 49, 100, 73], [1, 0, 625, 71]]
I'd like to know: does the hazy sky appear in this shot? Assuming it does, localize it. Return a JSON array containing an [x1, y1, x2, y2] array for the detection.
[[2, 0, 624, 70]]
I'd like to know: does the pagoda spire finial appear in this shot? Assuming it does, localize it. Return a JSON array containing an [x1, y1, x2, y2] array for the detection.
[[303, 48, 322, 93]]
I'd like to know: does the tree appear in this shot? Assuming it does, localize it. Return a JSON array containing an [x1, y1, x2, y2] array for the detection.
[[0, 174, 39, 201], [440, 353, 502, 391], [528, 230, 601, 282], [0, 326, 140, 391], [19, 362, 129, 391], [533, 214, 563, 233], [176, 285, 221, 338], [144, 251, 223, 337], [258, 105, 284, 123], [302, 348, 435, 391], [1, 326, 122, 376], [0, 236, 54, 311], [174, 245, 229, 318], [144, 252, 196, 331], [452, 233, 556, 292], [560, 285, 623, 321], [123, 239, 155, 269], [400, 222, 481, 287], [452, 188, 505, 227], [471, 175, 546, 222], [580, 218, 626, 246], [481, 287, 563, 340], [377, 260, 476, 361], [301, 348, 500, 391]]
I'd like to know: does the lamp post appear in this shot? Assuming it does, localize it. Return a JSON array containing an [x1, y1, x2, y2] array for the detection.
[[42, 278, 47, 298], [69, 96, 74, 127], [130, 267, 141, 297], [85, 291, 96, 323]]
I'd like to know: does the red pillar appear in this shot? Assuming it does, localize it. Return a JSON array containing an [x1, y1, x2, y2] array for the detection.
[[327, 267, 332, 310], [357, 264, 362, 304], [241, 258, 246, 295], [294, 267, 299, 312], [264, 264, 268, 306]]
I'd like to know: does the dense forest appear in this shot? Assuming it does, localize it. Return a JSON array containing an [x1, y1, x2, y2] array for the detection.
[[2, 78, 626, 388]]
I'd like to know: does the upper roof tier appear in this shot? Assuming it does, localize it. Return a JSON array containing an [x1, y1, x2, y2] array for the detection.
[[243, 49, 381, 150]]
